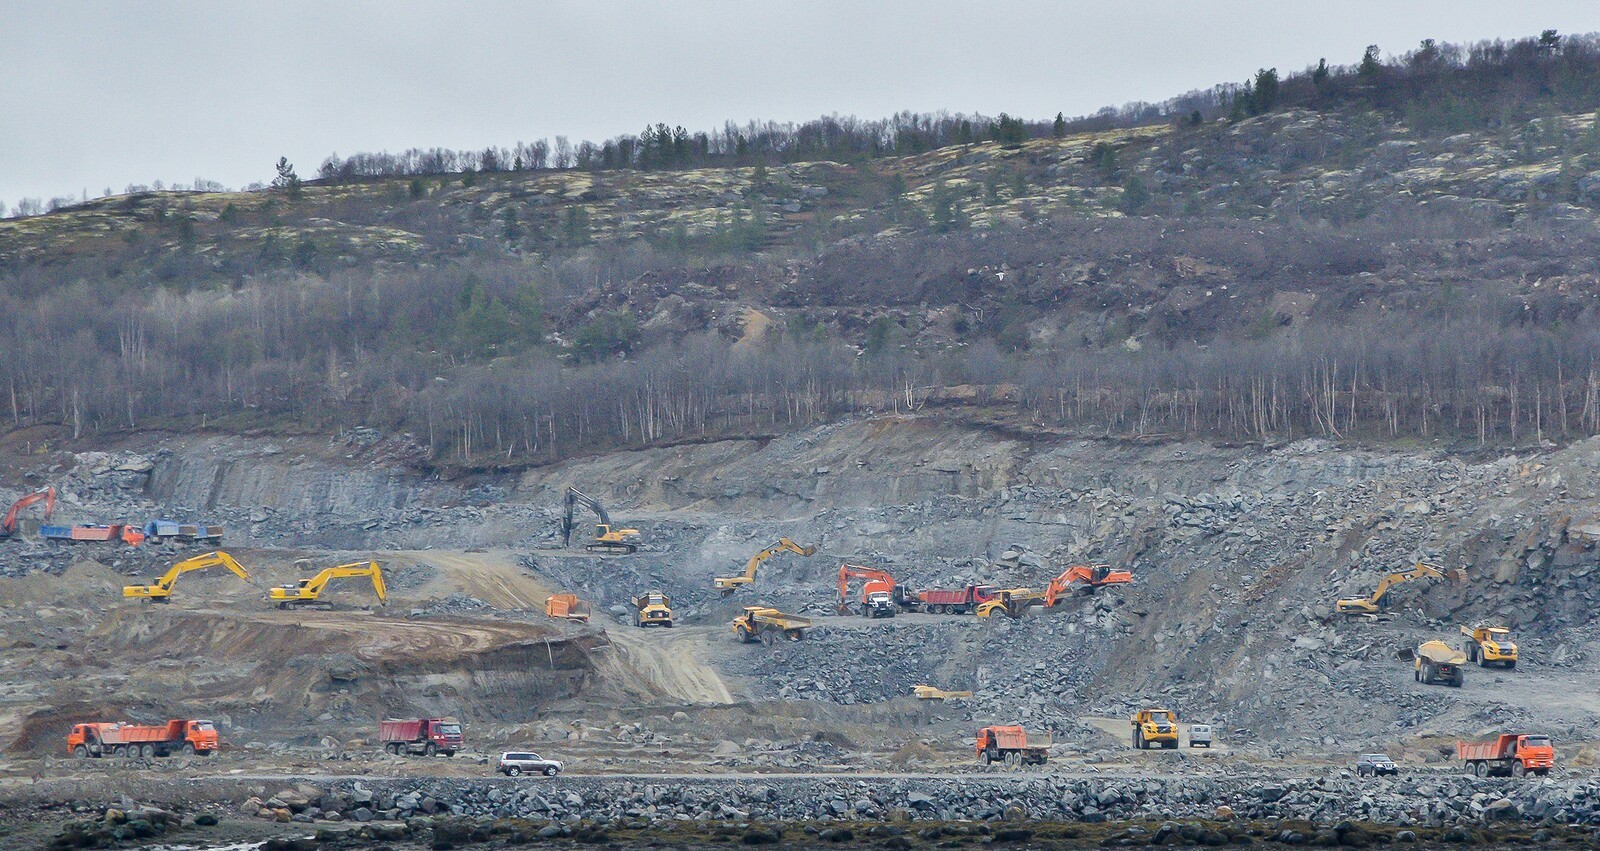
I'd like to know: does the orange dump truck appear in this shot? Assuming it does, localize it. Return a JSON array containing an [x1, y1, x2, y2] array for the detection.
[[976, 725, 1050, 767], [544, 593, 591, 622], [1458, 733, 1554, 777], [67, 720, 217, 759]]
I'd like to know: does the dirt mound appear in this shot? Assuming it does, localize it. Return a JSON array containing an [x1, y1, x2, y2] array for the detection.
[[887, 739, 937, 767]]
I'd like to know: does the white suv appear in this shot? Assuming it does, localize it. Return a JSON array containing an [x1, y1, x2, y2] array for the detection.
[[497, 751, 562, 776], [1188, 724, 1214, 748]]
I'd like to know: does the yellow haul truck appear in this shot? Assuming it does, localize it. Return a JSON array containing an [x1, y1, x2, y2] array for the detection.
[[1132, 708, 1180, 749], [1460, 625, 1518, 669]]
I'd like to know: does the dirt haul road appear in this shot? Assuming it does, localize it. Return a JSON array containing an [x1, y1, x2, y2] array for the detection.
[[603, 622, 734, 705], [388, 549, 734, 705]]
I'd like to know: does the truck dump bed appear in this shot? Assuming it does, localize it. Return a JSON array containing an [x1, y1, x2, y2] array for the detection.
[[1457, 739, 1509, 761], [988, 726, 1031, 749], [380, 719, 425, 741], [751, 610, 812, 629]]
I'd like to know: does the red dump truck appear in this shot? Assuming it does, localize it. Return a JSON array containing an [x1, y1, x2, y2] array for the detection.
[[380, 717, 462, 756], [914, 585, 1001, 614], [1458, 734, 1554, 777], [66, 720, 218, 759], [40, 524, 145, 545], [976, 725, 1051, 767]]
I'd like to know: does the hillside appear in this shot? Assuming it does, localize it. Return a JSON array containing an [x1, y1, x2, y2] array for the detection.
[[5, 36, 1600, 466]]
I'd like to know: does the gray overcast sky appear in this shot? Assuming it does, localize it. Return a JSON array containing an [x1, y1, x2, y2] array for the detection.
[[2, 1, 1597, 205]]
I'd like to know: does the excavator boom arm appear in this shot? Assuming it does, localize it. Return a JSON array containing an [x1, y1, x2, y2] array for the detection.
[[1368, 563, 1450, 606], [126, 550, 250, 598], [1043, 564, 1132, 607], [837, 564, 896, 603], [563, 487, 617, 546], [2, 487, 56, 536], [715, 538, 816, 592]]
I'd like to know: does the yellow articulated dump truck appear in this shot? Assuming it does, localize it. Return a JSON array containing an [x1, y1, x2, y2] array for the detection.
[[1132, 708, 1180, 750], [1460, 625, 1517, 669], [631, 591, 673, 628], [1414, 639, 1466, 687], [730, 606, 811, 645]]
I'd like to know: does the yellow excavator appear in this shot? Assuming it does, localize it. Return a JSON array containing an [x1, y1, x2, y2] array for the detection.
[[1335, 562, 1466, 616], [269, 560, 387, 608], [714, 538, 817, 596], [561, 487, 641, 554], [123, 551, 251, 602]]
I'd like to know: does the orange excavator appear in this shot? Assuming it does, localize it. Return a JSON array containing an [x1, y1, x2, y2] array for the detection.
[[1043, 563, 1133, 607], [837, 564, 898, 618], [0, 487, 55, 541]]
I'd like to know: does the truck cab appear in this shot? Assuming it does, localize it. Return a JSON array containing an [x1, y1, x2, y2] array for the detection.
[[861, 589, 896, 618], [184, 720, 218, 753], [426, 719, 462, 755]]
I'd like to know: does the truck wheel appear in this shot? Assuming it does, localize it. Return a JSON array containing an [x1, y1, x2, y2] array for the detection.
[[1003, 751, 1018, 768], [425, 742, 437, 757], [1133, 729, 1143, 750], [115, 746, 129, 758], [1166, 740, 1178, 749], [544, 766, 558, 776], [1471, 761, 1485, 777], [182, 742, 195, 756], [760, 631, 775, 646], [1505, 661, 1516, 671], [1512, 762, 1526, 778], [507, 766, 521, 776], [980, 751, 991, 765], [73, 745, 88, 759], [140, 744, 155, 759]]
